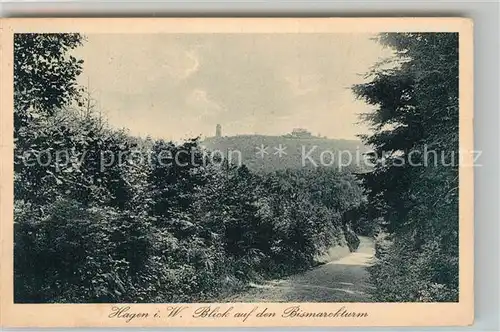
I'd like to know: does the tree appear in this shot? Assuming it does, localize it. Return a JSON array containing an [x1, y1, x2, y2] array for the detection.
[[14, 33, 85, 203], [14, 33, 84, 137], [353, 33, 459, 301]]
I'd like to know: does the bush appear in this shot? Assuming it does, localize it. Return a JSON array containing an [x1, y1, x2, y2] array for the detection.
[[368, 232, 458, 302], [15, 199, 129, 302]]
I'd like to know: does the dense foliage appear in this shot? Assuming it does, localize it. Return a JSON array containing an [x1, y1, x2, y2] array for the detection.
[[14, 34, 364, 303], [353, 33, 459, 302]]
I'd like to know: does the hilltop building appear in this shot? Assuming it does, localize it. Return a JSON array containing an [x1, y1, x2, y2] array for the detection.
[[290, 128, 313, 138], [215, 124, 222, 138]]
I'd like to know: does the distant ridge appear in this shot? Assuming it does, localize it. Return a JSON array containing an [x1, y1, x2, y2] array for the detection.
[[202, 134, 370, 173]]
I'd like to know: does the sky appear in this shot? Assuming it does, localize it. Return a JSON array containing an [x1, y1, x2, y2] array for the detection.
[[74, 33, 393, 141]]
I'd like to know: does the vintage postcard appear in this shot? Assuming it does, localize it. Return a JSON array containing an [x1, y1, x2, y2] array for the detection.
[[0, 18, 474, 327]]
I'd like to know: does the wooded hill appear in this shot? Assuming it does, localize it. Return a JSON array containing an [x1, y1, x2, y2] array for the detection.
[[202, 135, 370, 173]]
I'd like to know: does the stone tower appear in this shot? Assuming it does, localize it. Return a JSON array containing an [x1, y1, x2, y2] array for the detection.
[[215, 124, 222, 138]]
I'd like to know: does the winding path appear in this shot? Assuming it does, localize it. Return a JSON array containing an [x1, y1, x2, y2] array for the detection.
[[225, 236, 375, 302]]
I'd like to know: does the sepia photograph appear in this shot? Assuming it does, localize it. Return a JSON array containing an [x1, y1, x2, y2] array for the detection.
[[0, 18, 473, 327]]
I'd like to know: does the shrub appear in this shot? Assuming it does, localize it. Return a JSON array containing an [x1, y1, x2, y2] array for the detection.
[[368, 232, 458, 302]]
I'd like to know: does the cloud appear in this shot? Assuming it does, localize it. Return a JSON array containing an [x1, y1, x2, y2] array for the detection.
[[183, 51, 200, 79], [284, 74, 322, 96], [161, 50, 200, 80], [185, 88, 223, 118]]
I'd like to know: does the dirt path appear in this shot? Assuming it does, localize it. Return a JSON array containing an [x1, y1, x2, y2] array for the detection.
[[225, 236, 375, 302]]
